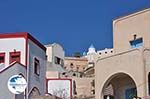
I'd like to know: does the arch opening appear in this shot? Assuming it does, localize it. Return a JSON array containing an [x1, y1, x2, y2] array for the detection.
[[29, 87, 40, 99], [102, 73, 137, 99]]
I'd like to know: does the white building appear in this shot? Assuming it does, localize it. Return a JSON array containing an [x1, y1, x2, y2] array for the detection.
[[97, 48, 113, 58], [0, 32, 47, 99], [84, 45, 113, 69], [45, 43, 65, 78], [84, 44, 97, 70], [86, 44, 97, 63]]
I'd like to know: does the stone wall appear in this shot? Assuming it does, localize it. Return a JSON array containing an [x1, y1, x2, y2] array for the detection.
[[73, 77, 95, 97]]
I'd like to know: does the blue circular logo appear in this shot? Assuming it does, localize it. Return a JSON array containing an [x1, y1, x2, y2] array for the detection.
[[7, 75, 27, 94]]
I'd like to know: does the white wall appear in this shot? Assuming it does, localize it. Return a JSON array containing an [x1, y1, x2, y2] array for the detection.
[[46, 46, 53, 62], [53, 44, 64, 60], [0, 38, 26, 66], [47, 80, 71, 99], [97, 48, 113, 58], [46, 43, 65, 67]]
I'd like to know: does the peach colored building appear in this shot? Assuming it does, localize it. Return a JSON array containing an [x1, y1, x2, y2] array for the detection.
[[95, 8, 150, 99], [72, 77, 95, 98], [63, 56, 96, 98], [63, 57, 88, 77]]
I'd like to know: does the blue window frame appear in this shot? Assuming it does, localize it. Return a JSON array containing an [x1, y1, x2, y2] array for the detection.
[[130, 38, 143, 48], [125, 88, 137, 99]]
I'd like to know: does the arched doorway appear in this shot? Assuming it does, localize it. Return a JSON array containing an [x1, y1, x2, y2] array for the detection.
[[28, 87, 40, 99], [102, 73, 137, 99]]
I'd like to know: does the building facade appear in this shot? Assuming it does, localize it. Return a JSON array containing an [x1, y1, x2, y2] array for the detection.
[[45, 43, 65, 78], [95, 8, 150, 99], [45, 43, 64, 66], [63, 56, 88, 78], [0, 33, 47, 99], [0, 62, 26, 99]]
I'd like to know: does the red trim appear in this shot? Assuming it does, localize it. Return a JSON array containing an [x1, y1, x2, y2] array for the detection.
[[10, 52, 20, 56], [0, 32, 46, 52], [46, 78, 72, 99], [23, 35, 27, 99], [0, 52, 5, 63], [0, 52, 5, 56], [0, 32, 46, 67], [25, 34, 28, 66], [0, 32, 27, 38], [9, 51, 21, 64], [27, 33, 46, 52]]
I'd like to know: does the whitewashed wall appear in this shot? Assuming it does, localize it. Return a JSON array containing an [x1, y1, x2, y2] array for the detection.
[[47, 80, 71, 99], [46, 46, 53, 62], [46, 43, 64, 65], [52, 44, 64, 63], [0, 38, 26, 66]]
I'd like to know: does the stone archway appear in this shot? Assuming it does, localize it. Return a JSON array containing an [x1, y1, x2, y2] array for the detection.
[[102, 73, 137, 99]]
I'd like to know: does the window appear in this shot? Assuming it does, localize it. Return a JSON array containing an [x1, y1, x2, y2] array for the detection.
[[76, 67, 79, 70], [62, 72, 66, 75], [70, 63, 74, 69], [0, 53, 5, 64], [70, 63, 73, 66], [73, 80, 77, 95], [55, 56, 61, 64], [10, 52, 20, 64], [54, 56, 63, 66], [76, 66, 80, 71], [130, 38, 143, 48], [61, 59, 64, 66], [34, 58, 40, 76], [73, 73, 76, 76], [64, 66, 66, 69]]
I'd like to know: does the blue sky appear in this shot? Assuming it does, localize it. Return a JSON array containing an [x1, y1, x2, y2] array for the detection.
[[0, 0, 150, 56]]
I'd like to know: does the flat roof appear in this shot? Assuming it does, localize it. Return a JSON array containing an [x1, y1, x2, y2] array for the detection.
[[113, 8, 150, 24], [65, 57, 88, 61], [0, 32, 46, 52]]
